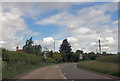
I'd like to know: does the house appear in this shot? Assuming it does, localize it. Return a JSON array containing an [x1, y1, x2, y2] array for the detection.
[[16, 46, 23, 52]]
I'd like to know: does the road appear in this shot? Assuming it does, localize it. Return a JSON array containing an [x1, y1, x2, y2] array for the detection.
[[60, 63, 111, 79], [19, 63, 112, 79]]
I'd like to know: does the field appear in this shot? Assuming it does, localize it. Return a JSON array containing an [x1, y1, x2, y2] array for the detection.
[[96, 54, 118, 63], [77, 61, 119, 77]]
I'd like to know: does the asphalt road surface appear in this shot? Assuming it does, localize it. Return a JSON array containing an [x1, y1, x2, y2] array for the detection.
[[60, 63, 111, 79], [20, 63, 112, 79]]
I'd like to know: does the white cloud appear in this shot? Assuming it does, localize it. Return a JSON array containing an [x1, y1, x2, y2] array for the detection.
[[1, 3, 40, 50], [36, 3, 118, 53], [0, 41, 7, 44], [1, 2, 118, 53], [1, 0, 116, 2], [34, 37, 55, 51], [43, 37, 54, 46]]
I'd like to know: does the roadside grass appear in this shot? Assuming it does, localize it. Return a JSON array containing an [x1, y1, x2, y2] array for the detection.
[[2, 63, 54, 79], [77, 61, 119, 77], [96, 54, 118, 63]]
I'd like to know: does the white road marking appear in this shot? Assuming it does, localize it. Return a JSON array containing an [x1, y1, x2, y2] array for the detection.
[[58, 66, 67, 79], [75, 65, 77, 68], [56, 66, 59, 68]]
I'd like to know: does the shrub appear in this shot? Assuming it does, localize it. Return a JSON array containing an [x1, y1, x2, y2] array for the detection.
[[2, 48, 44, 69], [46, 57, 54, 63]]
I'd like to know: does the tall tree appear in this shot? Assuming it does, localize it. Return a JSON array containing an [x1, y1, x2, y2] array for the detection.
[[23, 37, 34, 54], [59, 39, 72, 62], [34, 44, 42, 56]]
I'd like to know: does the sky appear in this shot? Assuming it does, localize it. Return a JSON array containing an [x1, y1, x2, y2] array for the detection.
[[0, 2, 119, 53]]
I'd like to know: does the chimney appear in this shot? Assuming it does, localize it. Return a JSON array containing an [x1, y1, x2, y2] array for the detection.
[[16, 46, 19, 51]]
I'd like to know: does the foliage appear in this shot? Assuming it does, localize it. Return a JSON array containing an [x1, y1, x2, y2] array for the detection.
[[61, 51, 68, 62], [46, 50, 54, 58], [76, 50, 83, 54], [59, 39, 72, 54], [53, 52, 62, 63], [96, 54, 119, 63], [2, 48, 44, 70], [59, 39, 72, 62], [23, 37, 42, 55], [46, 57, 54, 63], [82, 52, 100, 61], [77, 61, 119, 77], [33, 45, 42, 56], [73, 51, 80, 62], [87, 52, 97, 60], [23, 37, 34, 54]]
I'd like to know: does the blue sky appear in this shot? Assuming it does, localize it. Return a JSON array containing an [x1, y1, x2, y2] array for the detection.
[[1, 2, 118, 53], [23, 2, 117, 39]]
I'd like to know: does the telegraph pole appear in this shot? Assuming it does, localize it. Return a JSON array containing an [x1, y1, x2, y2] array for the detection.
[[54, 41, 55, 52], [99, 39, 101, 54]]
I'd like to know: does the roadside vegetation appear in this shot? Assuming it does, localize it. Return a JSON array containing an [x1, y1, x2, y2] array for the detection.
[[2, 37, 82, 79], [2, 48, 54, 79], [2, 37, 119, 79], [77, 55, 119, 77], [96, 54, 118, 63]]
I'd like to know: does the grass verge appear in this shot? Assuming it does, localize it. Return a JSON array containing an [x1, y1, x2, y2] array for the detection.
[[2, 63, 54, 79], [77, 61, 119, 77]]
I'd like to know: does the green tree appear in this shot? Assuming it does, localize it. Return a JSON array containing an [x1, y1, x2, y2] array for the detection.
[[53, 52, 62, 63], [23, 37, 34, 54], [34, 45, 42, 56], [61, 51, 68, 62], [59, 39, 72, 62], [102, 52, 107, 56], [46, 50, 54, 58], [88, 52, 96, 60], [76, 50, 83, 54]]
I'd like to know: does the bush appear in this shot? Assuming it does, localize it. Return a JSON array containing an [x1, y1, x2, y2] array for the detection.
[[46, 57, 54, 63], [2, 48, 44, 69], [53, 52, 62, 63]]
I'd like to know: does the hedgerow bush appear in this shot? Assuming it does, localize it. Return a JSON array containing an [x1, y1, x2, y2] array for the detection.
[[96, 54, 118, 63], [2, 48, 45, 69], [46, 57, 54, 63]]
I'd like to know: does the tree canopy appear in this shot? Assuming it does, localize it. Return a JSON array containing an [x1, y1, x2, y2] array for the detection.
[[23, 37, 42, 55], [59, 39, 72, 62]]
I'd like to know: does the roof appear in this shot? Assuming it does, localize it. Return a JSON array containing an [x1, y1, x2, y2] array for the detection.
[[17, 50, 23, 52]]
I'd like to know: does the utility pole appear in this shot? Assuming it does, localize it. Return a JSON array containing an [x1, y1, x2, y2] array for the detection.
[[99, 39, 101, 54], [54, 41, 55, 52], [96, 48, 98, 54]]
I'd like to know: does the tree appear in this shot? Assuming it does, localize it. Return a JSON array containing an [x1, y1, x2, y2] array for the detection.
[[46, 50, 54, 58], [23, 37, 34, 54], [59, 39, 72, 53], [102, 52, 107, 56], [73, 50, 83, 62], [76, 50, 83, 54], [53, 52, 62, 63], [88, 52, 96, 60], [34, 45, 42, 56], [61, 51, 68, 62], [59, 39, 72, 62]]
